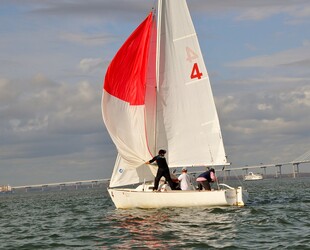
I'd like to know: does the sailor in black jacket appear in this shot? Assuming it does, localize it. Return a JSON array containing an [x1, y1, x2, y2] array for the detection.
[[145, 149, 175, 191]]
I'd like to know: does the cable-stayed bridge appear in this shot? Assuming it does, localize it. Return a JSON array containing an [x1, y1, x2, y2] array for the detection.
[[9, 150, 310, 191], [12, 179, 110, 192], [222, 149, 310, 179]]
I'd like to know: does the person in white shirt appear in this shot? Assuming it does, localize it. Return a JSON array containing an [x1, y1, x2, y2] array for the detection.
[[177, 168, 193, 190]]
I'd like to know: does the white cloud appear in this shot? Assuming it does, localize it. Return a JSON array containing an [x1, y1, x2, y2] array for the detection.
[[79, 58, 105, 73], [10, 116, 49, 132], [257, 103, 272, 111], [235, 4, 310, 21], [60, 33, 117, 46], [228, 42, 310, 68], [236, 7, 283, 21]]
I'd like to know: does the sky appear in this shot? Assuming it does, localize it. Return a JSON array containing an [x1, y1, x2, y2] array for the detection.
[[0, 0, 309, 186]]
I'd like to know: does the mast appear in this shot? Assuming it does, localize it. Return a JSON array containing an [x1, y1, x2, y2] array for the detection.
[[155, 0, 162, 154]]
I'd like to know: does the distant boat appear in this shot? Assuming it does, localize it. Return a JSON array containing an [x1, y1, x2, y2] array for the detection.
[[244, 172, 263, 181], [101, 0, 248, 209]]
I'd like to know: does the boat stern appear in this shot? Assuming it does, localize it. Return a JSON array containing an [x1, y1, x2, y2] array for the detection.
[[222, 185, 248, 206], [235, 186, 248, 206]]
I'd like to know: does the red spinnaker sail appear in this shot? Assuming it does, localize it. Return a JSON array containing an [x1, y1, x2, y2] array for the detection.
[[104, 12, 154, 105]]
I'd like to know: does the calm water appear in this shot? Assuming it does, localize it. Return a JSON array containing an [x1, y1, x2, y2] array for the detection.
[[1, 178, 309, 249]]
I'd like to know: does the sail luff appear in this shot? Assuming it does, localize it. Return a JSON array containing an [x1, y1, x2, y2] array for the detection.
[[144, 11, 158, 157]]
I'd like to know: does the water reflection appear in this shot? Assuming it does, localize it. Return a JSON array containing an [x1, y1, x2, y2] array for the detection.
[[105, 207, 240, 248], [106, 209, 176, 248]]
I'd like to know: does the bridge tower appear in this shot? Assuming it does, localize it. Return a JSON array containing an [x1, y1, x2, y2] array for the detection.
[[292, 163, 300, 178], [275, 164, 282, 178]]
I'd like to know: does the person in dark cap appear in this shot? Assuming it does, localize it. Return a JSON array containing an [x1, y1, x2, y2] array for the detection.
[[196, 168, 217, 191], [145, 149, 176, 191]]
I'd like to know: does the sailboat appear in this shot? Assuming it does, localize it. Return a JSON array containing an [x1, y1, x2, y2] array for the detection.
[[101, 0, 248, 209]]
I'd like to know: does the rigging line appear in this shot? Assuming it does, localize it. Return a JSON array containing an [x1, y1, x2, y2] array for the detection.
[[231, 169, 246, 188], [208, 144, 214, 165], [293, 149, 310, 162]]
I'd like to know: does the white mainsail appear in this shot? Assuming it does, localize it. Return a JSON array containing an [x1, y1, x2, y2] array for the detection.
[[156, 0, 227, 167]]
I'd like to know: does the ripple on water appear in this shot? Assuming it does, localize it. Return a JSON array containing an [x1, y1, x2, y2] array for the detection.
[[0, 179, 310, 249]]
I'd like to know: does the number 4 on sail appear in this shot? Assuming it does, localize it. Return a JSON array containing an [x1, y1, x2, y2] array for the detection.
[[101, 0, 248, 209]]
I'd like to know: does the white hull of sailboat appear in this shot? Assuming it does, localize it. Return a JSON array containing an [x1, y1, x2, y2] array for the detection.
[[108, 186, 248, 209]]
